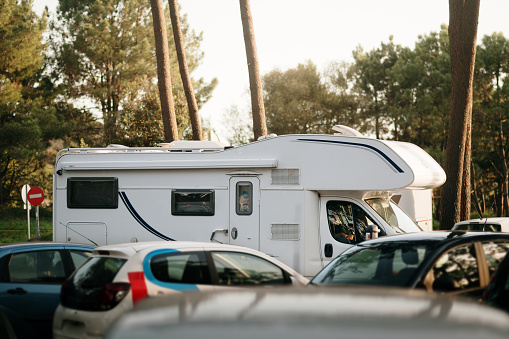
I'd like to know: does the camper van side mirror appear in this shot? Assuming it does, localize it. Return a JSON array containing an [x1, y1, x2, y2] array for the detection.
[[324, 243, 333, 258]]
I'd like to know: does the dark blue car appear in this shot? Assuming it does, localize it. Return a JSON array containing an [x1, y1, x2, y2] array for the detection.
[[311, 231, 509, 300], [0, 242, 94, 339]]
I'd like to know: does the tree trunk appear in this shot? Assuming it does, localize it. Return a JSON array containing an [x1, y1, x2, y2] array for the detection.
[[239, 0, 267, 140], [497, 107, 509, 216], [168, 0, 202, 140], [440, 0, 480, 229], [460, 120, 471, 220], [150, 0, 179, 142]]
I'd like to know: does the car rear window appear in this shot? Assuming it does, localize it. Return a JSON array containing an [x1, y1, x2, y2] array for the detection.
[[62, 256, 127, 310], [454, 224, 501, 232]]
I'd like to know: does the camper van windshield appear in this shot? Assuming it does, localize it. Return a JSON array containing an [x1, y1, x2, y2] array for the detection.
[[365, 198, 421, 234]]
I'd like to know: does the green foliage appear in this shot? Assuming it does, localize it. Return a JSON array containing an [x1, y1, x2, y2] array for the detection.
[[0, 1, 59, 207], [50, 0, 216, 145], [119, 80, 166, 146], [0, 207, 53, 243], [263, 61, 360, 135], [472, 32, 509, 216], [222, 105, 253, 146], [0, 0, 47, 82]]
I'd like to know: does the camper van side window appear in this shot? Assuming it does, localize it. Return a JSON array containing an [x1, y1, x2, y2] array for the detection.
[[236, 182, 252, 215], [67, 177, 118, 209], [172, 190, 215, 216]]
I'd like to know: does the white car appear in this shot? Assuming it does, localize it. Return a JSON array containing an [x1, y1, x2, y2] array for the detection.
[[453, 217, 509, 232], [52, 241, 308, 339]]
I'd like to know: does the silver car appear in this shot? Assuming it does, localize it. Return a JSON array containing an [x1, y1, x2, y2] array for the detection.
[[105, 287, 509, 339]]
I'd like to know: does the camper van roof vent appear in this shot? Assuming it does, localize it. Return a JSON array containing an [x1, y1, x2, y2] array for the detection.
[[107, 144, 129, 148], [156, 140, 226, 152], [332, 125, 364, 137], [257, 133, 278, 141]]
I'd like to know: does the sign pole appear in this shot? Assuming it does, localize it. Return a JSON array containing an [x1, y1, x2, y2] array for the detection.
[[36, 205, 40, 238], [27, 198, 31, 240], [27, 186, 44, 239], [22, 184, 31, 240]]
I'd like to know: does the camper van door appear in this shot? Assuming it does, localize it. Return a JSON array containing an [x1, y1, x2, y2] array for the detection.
[[229, 177, 260, 250]]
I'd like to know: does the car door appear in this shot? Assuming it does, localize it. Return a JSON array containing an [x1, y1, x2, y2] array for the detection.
[[427, 242, 486, 299], [0, 246, 92, 339], [0, 248, 67, 339]]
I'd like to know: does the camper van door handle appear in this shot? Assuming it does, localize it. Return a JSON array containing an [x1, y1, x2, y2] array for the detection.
[[231, 227, 238, 240], [210, 229, 228, 242]]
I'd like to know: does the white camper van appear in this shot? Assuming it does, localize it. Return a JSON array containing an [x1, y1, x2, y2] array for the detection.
[[52, 129, 446, 277]]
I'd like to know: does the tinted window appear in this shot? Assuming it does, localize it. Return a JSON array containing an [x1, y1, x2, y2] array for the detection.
[[171, 190, 215, 216], [67, 177, 118, 208], [8, 250, 65, 284], [432, 244, 480, 292], [150, 252, 210, 285], [70, 250, 93, 269], [312, 243, 429, 287], [72, 257, 126, 288], [63, 257, 127, 310], [456, 224, 502, 232], [212, 252, 287, 286]]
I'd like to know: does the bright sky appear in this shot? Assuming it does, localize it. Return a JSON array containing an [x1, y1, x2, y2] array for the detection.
[[34, 1, 509, 142]]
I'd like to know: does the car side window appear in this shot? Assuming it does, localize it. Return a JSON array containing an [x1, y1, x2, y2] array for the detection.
[[150, 252, 211, 285], [70, 250, 92, 270], [482, 242, 509, 277], [326, 201, 378, 244], [211, 251, 287, 286], [432, 244, 480, 292], [8, 250, 65, 283]]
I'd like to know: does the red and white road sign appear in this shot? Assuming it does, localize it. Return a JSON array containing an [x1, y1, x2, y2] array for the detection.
[[27, 186, 44, 206]]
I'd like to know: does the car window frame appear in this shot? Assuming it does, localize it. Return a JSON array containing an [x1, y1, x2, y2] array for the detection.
[[2, 249, 68, 285], [204, 250, 292, 286], [205, 249, 293, 287], [422, 241, 489, 296]]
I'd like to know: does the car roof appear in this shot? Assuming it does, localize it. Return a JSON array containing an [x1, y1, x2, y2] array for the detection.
[[0, 241, 94, 255], [93, 241, 267, 254], [0, 241, 94, 251], [91, 241, 294, 266], [105, 287, 509, 339], [360, 230, 509, 246]]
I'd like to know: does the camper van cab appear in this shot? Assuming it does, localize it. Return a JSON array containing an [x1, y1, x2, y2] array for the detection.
[[53, 127, 446, 277]]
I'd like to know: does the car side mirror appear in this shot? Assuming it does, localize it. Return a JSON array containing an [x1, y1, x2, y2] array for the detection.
[[324, 243, 333, 258]]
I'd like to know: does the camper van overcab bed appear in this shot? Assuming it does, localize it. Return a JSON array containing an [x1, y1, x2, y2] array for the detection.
[[53, 126, 446, 277]]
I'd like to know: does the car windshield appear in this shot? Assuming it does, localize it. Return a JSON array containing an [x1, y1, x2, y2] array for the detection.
[[366, 198, 422, 233], [311, 241, 434, 287]]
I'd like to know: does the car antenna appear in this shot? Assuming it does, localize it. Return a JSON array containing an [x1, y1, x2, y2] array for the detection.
[[474, 201, 484, 221], [473, 201, 489, 231]]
